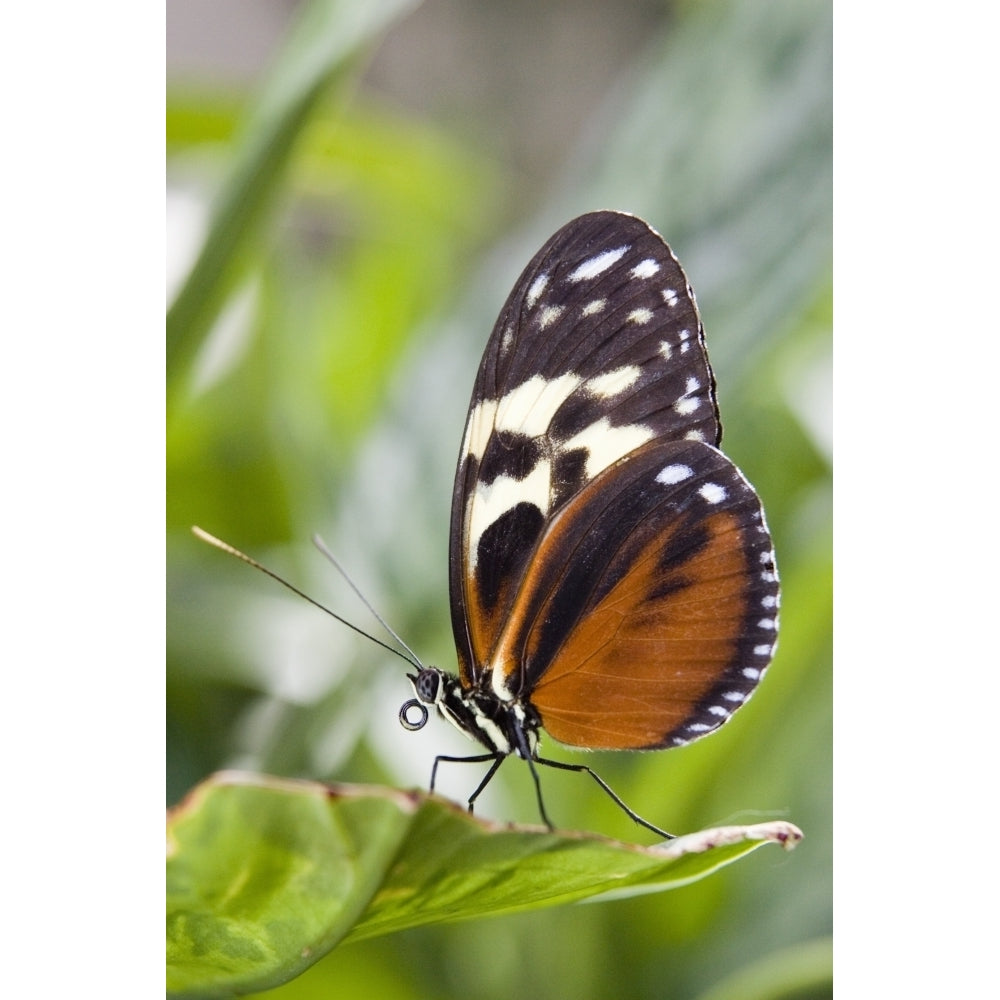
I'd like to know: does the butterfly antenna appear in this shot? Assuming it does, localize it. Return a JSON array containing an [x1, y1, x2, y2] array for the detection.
[[191, 526, 422, 669], [311, 533, 424, 669]]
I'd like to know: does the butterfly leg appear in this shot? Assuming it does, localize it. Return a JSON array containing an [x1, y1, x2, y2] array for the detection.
[[522, 753, 556, 830], [505, 724, 557, 829], [430, 752, 506, 814], [535, 757, 675, 840]]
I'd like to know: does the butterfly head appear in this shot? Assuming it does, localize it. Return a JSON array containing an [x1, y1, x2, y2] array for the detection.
[[399, 665, 528, 759], [399, 667, 450, 732]]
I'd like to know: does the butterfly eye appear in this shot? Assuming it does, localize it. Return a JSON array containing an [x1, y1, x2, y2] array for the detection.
[[398, 700, 429, 731], [414, 668, 442, 702]]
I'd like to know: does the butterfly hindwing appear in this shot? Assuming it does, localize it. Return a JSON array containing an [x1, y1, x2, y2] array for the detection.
[[449, 212, 724, 689], [510, 438, 778, 749]]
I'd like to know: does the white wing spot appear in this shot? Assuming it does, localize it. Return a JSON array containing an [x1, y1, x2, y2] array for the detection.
[[458, 373, 584, 461], [568, 245, 629, 282], [631, 258, 661, 279], [723, 691, 746, 703], [707, 705, 729, 717], [628, 307, 654, 325], [526, 273, 549, 308], [538, 304, 564, 329], [699, 482, 727, 504], [586, 365, 642, 398], [686, 723, 712, 733], [582, 298, 606, 316], [563, 417, 655, 480], [662, 288, 680, 307], [493, 372, 583, 438], [462, 397, 499, 460], [761, 594, 777, 609], [656, 464, 693, 485], [758, 618, 776, 630], [753, 644, 773, 657], [673, 375, 700, 416], [684, 430, 706, 442], [659, 340, 673, 360], [743, 666, 762, 679]]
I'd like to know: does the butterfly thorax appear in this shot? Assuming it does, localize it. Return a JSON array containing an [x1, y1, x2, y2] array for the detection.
[[404, 667, 540, 759]]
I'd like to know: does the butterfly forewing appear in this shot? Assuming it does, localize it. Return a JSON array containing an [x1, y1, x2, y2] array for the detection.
[[449, 212, 724, 688]]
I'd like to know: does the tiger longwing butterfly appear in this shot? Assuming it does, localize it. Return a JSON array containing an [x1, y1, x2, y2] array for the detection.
[[194, 210, 779, 841], [397, 211, 779, 838]]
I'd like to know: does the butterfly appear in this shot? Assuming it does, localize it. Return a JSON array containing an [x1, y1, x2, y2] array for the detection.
[[396, 210, 779, 838]]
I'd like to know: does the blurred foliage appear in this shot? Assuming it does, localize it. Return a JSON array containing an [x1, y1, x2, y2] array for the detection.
[[167, 0, 831, 998]]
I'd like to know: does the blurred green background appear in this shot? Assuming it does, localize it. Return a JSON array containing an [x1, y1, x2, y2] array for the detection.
[[167, 1, 831, 998]]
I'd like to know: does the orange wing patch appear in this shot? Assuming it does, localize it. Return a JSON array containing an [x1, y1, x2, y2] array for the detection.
[[530, 509, 751, 749]]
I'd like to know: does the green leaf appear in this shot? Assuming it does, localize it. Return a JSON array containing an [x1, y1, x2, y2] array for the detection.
[[167, 772, 801, 997], [166, 0, 420, 400]]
